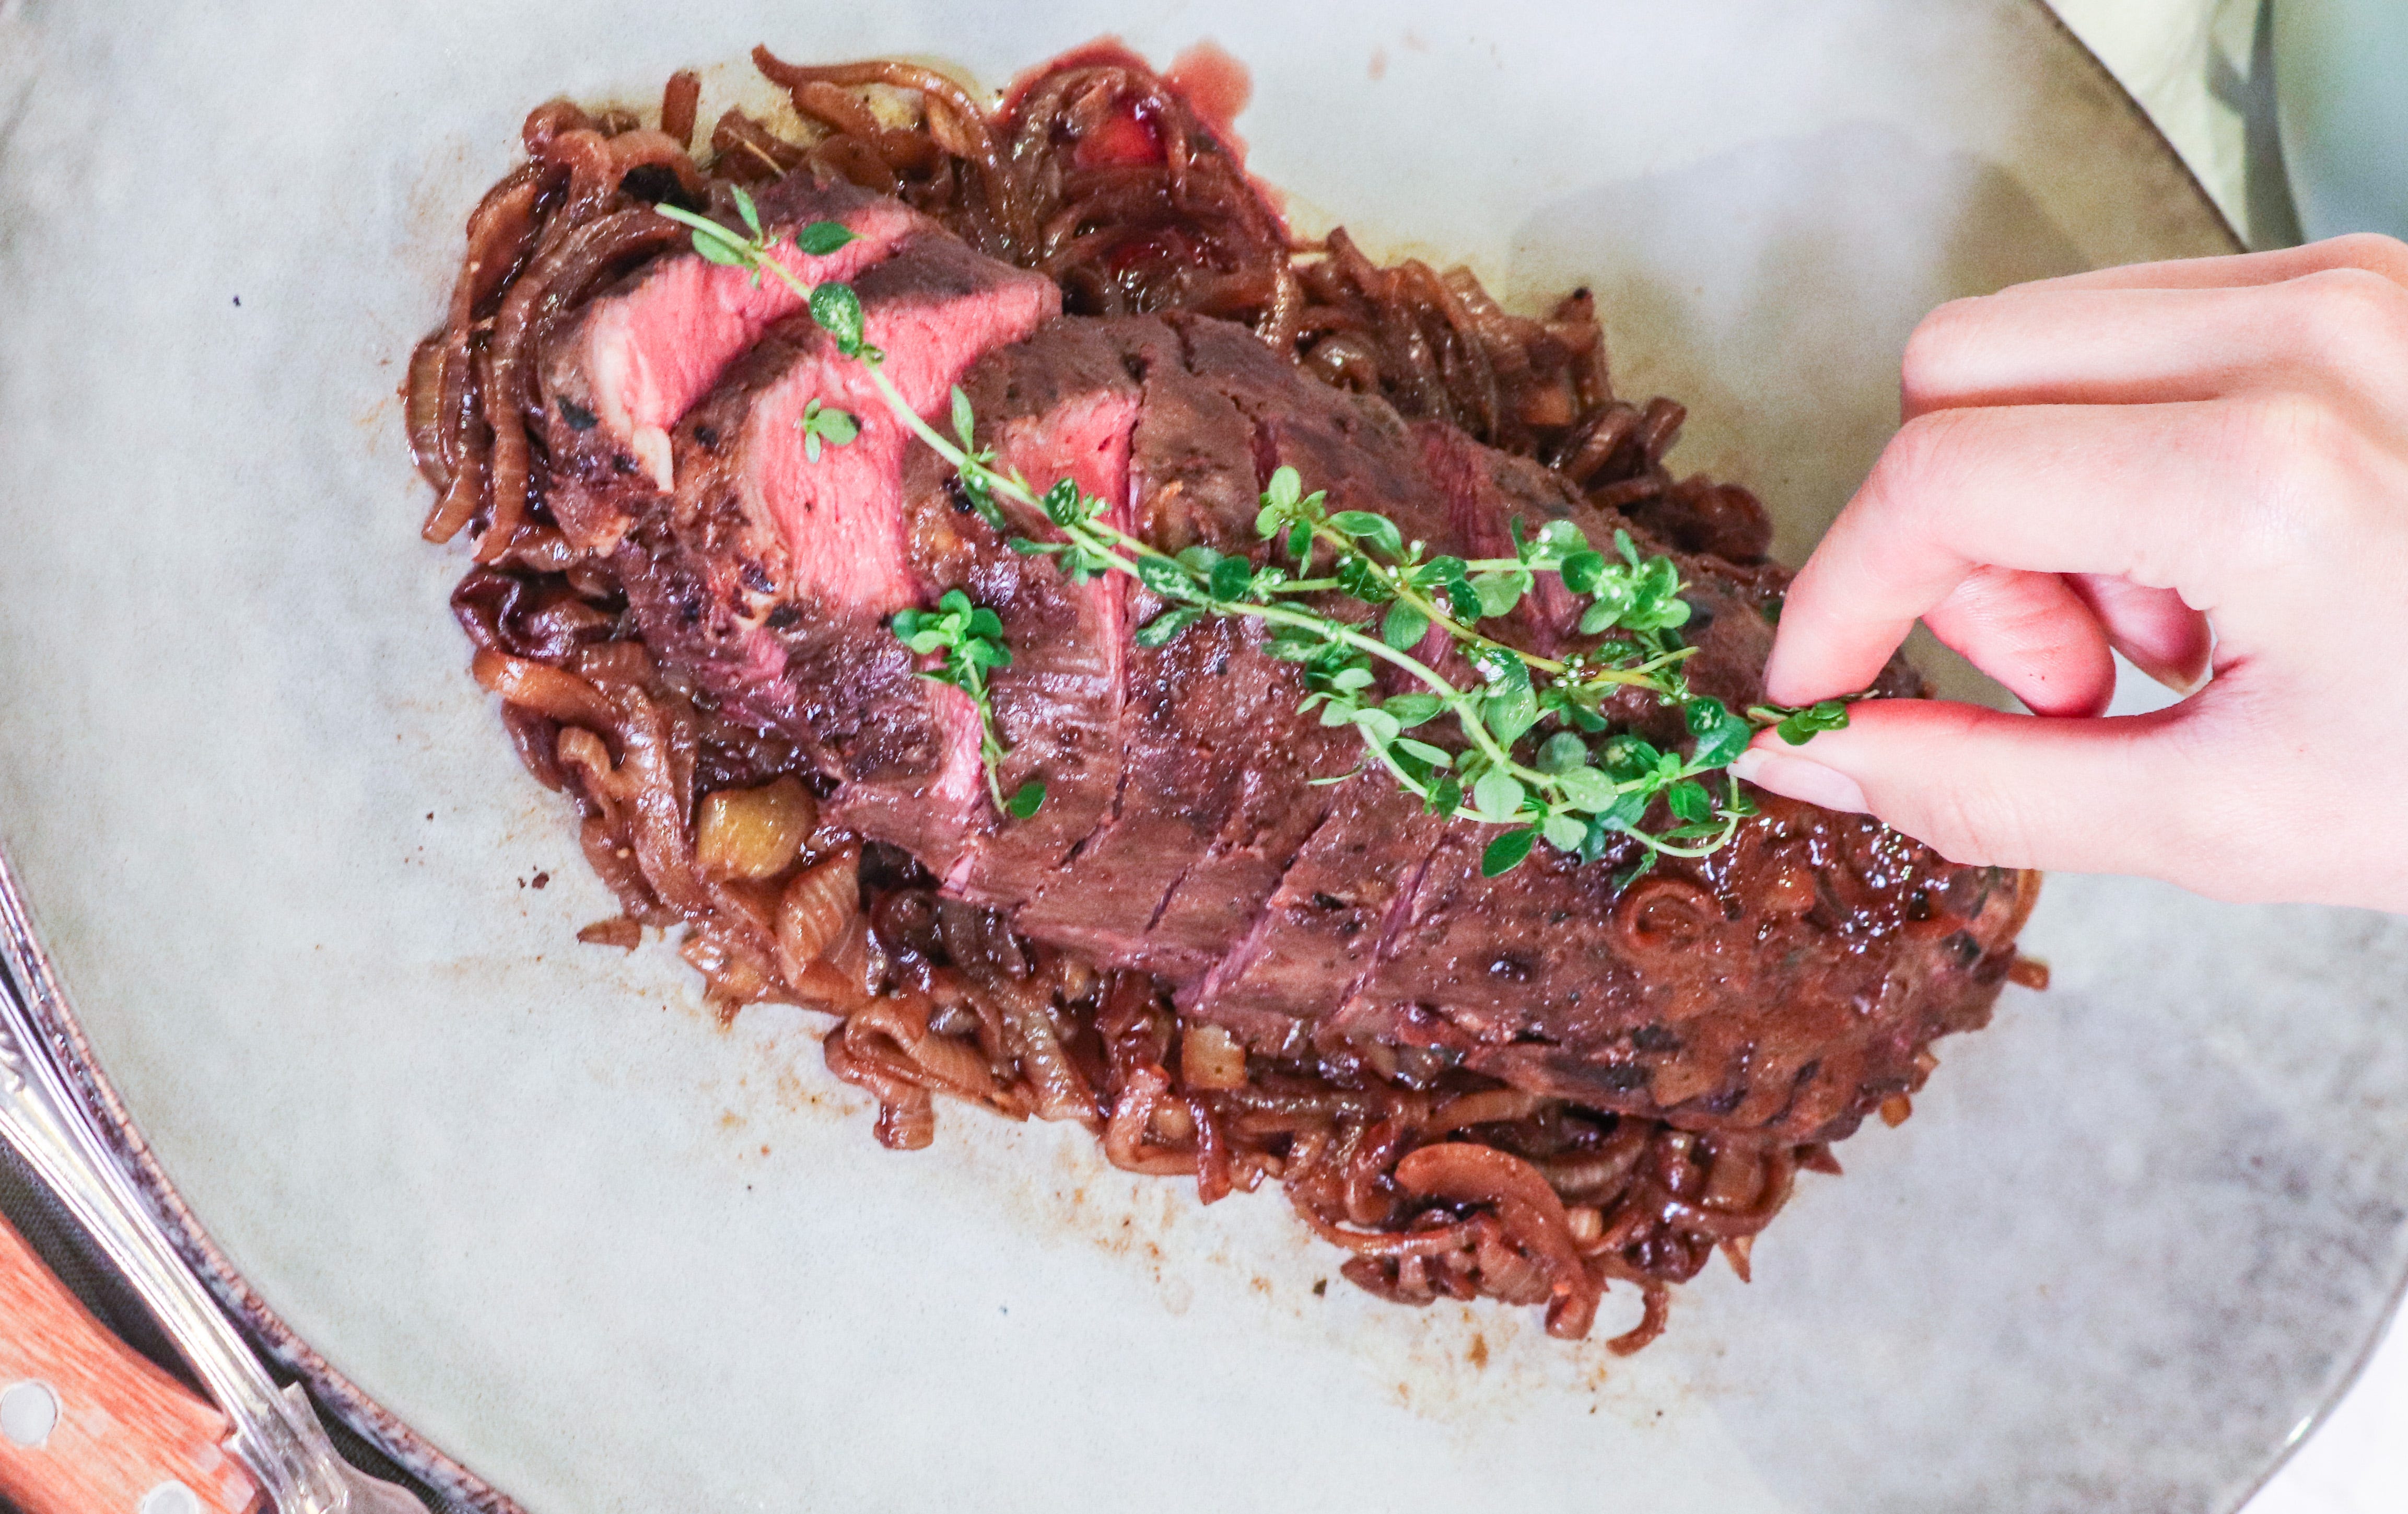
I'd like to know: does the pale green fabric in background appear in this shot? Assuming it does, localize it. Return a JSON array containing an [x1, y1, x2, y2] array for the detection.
[[2274, 0, 2408, 243]]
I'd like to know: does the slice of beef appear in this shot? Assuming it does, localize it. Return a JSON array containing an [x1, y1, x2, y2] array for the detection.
[[540, 173, 933, 552], [1141, 322, 1487, 1028], [733, 234, 1063, 620], [990, 315, 1430, 988], [889, 313, 1369, 994], [1071, 336, 1359, 976], [1337, 798, 2033, 1141], [612, 315, 965, 838], [1414, 422, 1585, 656], [1179, 315, 1459, 555], [607, 226, 1059, 862], [895, 318, 1148, 907], [1183, 775, 1454, 1047]]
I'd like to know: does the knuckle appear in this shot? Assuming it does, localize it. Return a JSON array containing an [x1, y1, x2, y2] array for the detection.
[[2222, 391, 2361, 503], [2268, 266, 2408, 376], [2215, 390, 2397, 561], [2312, 231, 2408, 287], [1868, 409, 1979, 516]]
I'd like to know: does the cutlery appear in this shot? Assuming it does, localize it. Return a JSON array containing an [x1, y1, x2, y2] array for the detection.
[[0, 845, 427, 1514]]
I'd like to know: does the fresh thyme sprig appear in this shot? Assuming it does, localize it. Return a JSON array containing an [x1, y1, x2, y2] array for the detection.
[[656, 193, 1854, 877], [890, 589, 1045, 820]]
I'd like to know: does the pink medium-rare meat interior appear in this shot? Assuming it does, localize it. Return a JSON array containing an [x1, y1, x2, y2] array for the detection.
[[563, 177, 930, 487], [984, 380, 1140, 689], [741, 235, 1061, 618]]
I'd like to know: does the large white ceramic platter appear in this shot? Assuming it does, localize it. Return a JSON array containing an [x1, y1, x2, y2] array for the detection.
[[7, 2, 2403, 1511]]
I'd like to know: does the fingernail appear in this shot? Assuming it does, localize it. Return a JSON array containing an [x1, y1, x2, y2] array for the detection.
[[2161, 662, 2211, 698], [1731, 749, 1869, 814], [2123, 650, 2212, 698]]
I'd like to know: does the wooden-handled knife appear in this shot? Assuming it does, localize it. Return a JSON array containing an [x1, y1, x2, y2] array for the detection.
[[0, 1210, 260, 1514], [0, 841, 428, 1514]]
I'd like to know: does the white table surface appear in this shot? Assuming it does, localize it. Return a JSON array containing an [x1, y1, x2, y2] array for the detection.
[[2046, 4, 2406, 1509]]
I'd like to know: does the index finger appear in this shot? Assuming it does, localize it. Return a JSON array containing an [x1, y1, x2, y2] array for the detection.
[[2015, 231, 2408, 294], [1762, 398, 2253, 706]]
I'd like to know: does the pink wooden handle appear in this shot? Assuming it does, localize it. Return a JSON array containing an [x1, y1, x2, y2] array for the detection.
[[0, 1212, 260, 1514]]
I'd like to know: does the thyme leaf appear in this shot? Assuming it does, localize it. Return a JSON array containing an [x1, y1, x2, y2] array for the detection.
[[796, 398, 858, 462]]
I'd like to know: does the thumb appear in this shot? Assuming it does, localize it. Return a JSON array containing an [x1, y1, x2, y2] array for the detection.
[[1729, 698, 2202, 876]]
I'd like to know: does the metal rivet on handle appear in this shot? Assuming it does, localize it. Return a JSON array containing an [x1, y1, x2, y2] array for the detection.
[[137, 1481, 202, 1514], [0, 1379, 60, 1449]]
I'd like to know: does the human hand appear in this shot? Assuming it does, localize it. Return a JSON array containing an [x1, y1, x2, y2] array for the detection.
[[1731, 234, 2408, 913]]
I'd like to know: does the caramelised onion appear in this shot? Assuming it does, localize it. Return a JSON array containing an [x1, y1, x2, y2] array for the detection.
[[697, 777, 817, 881], [710, 109, 810, 181], [1609, 1288, 1672, 1357], [1649, 1148, 1799, 1242], [1720, 1234, 1757, 1285], [408, 163, 551, 502], [937, 898, 1032, 981], [1428, 1087, 1545, 1133], [472, 648, 616, 732], [752, 46, 1006, 210], [1396, 1143, 1600, 1340], [660, 69, 702, 148], [1188, 1095, 1240, 1205], [1179, 1022, 1247, 1091], [498, 705, 565, 792], [1700, 1138, 1769, 1212], [1546, 400, 1640, 486], [404, 330, 461, 495], [824, 1029, 937, 1151], [991, 975, 1096, 1125], [1536, 1119, 1654, 1204], [1103, 1065, 1197, 1177], [775, 846, 861, 976], [577, 916, 642, 951], [1291, 1202, 1474, 1259], [845, 993, 1003, 1106], [603, 684, 703, 916], [556, 726, 619, 811], [679, 924, 780, 1009], [478, 206, 685, 563]]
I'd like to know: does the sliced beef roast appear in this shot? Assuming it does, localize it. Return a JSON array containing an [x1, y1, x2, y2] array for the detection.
[[595, 208, 2026, 1145]]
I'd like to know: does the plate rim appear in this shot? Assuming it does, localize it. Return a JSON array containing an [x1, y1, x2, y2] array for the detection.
[[15, 7, 2326, 1512]]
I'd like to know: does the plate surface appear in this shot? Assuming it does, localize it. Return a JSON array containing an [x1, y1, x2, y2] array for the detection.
[[5, 3, 2402, 1512]]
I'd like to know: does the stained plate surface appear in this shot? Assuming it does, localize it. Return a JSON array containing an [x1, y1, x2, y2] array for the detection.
[[5, 3, 2399, 1512]]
